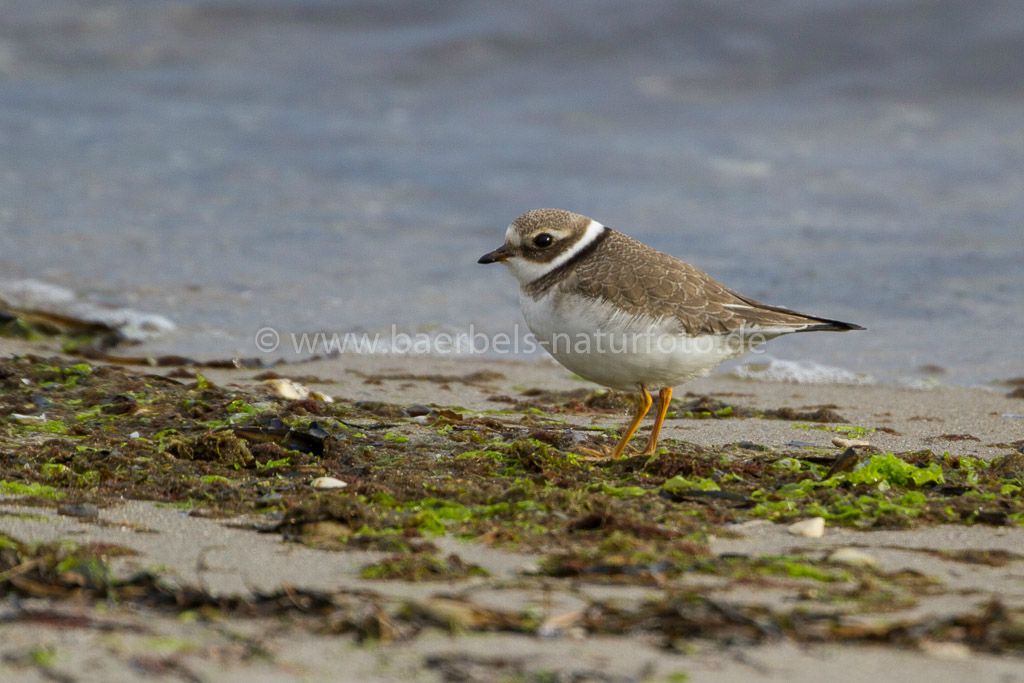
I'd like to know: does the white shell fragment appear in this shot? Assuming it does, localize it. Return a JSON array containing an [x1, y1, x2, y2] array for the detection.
[[12, 413, 47, 423], [828, 547, 879, 568], [263, 378, 333, 402], [787, 517, 826, 538], [311, 477, 348, 490], [264, 378, 310, 400]]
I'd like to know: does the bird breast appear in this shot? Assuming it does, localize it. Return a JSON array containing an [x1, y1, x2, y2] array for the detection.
[[519, 289, 748, 390]]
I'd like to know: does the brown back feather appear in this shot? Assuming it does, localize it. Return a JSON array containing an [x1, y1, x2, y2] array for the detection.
[[525, 229, 862, 336]]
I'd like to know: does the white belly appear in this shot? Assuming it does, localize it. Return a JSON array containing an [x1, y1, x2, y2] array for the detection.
[[521, 291, 750, 391]]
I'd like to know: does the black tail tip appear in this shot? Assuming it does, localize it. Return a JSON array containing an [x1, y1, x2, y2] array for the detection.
[[825, 320, 865, 332]]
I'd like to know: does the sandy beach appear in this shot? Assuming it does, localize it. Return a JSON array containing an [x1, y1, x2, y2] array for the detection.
[[1, 335, 1022, 682], [2, 3, 1023, 681]]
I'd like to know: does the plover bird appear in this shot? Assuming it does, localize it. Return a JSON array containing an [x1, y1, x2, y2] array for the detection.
[[479, 208, 863, 457]]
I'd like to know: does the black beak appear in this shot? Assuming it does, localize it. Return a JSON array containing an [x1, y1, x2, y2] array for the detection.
[[478, 244, 512, 264]]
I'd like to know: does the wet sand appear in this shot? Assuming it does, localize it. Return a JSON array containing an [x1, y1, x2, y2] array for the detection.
[[1, 337, 1022, 682]]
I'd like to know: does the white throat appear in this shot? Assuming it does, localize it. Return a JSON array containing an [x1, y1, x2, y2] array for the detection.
[[504, 219, 605, 286]]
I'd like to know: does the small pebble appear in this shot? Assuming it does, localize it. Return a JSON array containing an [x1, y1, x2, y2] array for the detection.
[[58, 503, 99, 519], [832, 437, 871, 448], [256, 493, 284, 506], [309, 390, 334, 403], [730, 519, 772, 532], [828, 547, 878, 567], [311, 476, 347, 490], [129, 431, 141, 439], [404, 404, 433, 417], [787, 517, 825, 538]]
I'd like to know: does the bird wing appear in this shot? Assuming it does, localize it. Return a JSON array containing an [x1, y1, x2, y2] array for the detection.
[[560, 230, 862, 337]]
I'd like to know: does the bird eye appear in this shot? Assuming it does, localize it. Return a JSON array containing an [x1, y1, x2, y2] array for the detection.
[[533, 233, 554, 248]]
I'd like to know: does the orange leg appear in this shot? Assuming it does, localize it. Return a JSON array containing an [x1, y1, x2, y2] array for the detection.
[[610, 386, 653, 458], [641, 387, 673, 455]]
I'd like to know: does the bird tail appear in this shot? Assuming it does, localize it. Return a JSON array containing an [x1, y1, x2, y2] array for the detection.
[[727, 289, 865, 334]]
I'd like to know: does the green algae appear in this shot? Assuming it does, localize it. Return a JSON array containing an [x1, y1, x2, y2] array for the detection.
[[539, 529, 678, 580], [662, 475, 721, 494], [17, 419, 70, 435], [2, 349, 1023, 649], [841, 453, 944, 487], [28, 646, 57, 668], [793, 422, 875, 439], [595, 483, 648, 498], [39, 463, 71, 481], [255, 456, 291, 470], [32, 362, 94, 387], [744, 452, 970, 527], [360, 552, 489, 581], [3, 353, 1020, 544], [1, 521, 1022, 658], [682, 404, 735, 419], [225, 399, 260, 415], [0, 480, 62, 500], [165, 432, 255, 468], [702, 555, 851, 583], [0, 534, 133, 597], [769, 557, 846, 582]]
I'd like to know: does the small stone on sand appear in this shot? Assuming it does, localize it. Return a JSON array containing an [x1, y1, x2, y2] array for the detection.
[[58, 503, 99, 519], [311, 476, 347, 490], [787, 517, 825, 538], [828, 547, 878, 567], [833, 437, 872, 448]]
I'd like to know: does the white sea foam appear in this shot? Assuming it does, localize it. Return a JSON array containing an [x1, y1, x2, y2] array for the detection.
[[729, 357, 875, 385], [0, 279, 176, 342], [895, 376, 944, 390]]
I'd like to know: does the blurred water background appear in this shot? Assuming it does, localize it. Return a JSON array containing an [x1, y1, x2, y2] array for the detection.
[[0, 0, 1021, 386]]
